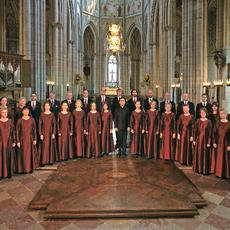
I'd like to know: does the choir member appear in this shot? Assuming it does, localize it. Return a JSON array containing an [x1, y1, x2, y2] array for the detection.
[[160, 92, 176, 114], [176, 93, 195, 119], [114, 97, 130, 156], [127, 89, 142, 114], [0, 108, 15, 179], [16, 107, 37, 173], [130, 100, 145, 157], [0, 96, 14, 120], [57, 102, 73, 161], [62, 91, 75, 113], [47, 91, 61, 119], [193, 108, 212, 175], [73, 99, 87, 158], [96, 88, 111, 113], [14, 97, 26, 125], [210, 102, 219, 173], [143, 89, 159, 112], [159, 103, 176, 160], [111, 88, 123, 119], [195, 93, 212, 119], [38, 102, 57, 166], [81, 89, 92, 115], [175, 104, 194, 165], [101, 102, 114, 156], [145, 100, 160, 159], [86, 102, 101, 158], [213, 109, 230, 179]]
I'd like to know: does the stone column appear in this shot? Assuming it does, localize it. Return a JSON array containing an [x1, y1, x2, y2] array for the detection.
[[0, 0, 6, 51]]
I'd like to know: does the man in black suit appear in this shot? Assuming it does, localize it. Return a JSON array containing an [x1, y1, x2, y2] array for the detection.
[[96, 88, 111, 113], [47, 91, 60, 119], [176, 93, 195, 119], [80, 89, 92, 115], [160, 92, 176, 114], [62, 91, 75, 113], [114, 97, 130, 156], [143, 89, 159, 111], [111, 88, 123, 119], [196, 93, 212, 119], [127, 89, 142, 114]]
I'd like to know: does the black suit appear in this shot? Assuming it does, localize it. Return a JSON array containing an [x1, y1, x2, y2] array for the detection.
[[114, 105, 130, 155], [196, 102, 212, 119], [47, 99, 60, 118], [95, 96, 111, 113], [80, 97, 92, 115], [143, 97, 159, 111], [160, 100, 176, 114], [26, 101, 42, 126], [62, 99, 75, 113], [127, 97, 142, 114], [176, 101, 195, 119], [111, 96, 122, 119]]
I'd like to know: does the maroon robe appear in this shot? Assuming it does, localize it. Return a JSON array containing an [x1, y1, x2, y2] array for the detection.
[[38, 113, 57, 165], [16, 117, 37, 173], [175, 114, 194, 165], [160, 112, 176, 160], [57, 112, 73, 161], [73, 110, 86, 157], [101, 111, 114, 154], [214, 121, 230, 179], [145, 110, 160, 159], [0, 119, 15, 179], [130, 111, 145, 156], [86, 111, 101, 158], [193, 119, 212, 175]]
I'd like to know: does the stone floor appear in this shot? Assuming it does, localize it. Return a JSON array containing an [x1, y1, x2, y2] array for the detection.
[[0, 158, 229, 230]]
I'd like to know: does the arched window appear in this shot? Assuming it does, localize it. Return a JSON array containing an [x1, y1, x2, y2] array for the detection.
[[107, 55, 118, 86]]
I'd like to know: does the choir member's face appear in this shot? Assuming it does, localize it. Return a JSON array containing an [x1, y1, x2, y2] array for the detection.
[[165, 104, 171, 112], [150, 101, 156, 109], [83, 90, 88, 98], [119, 98, 126, 107], [183, 106, 189, 114], [67, 92, 72, 100], [19, 98, 26, 107], [117, 90, 122, 97], [200, 110, 207, 118], [131, 90, 137, 97], [182, 94, 189, 101], [0, 109, 8, 119], [212, 104, 218, 112], [0, 97, 7, 106], [100, 88, 106, 96], [202, 95, 207, 102], [76, 100, 82, 109], [49, 92, 55, 99], [219, 111, 227, 120], [22, 108, 30, 116], [103, 103, 108, 111], [135, 101, 141, 109], [62, 103, 68, 112], [91, 103, 96, 111], [44, 103, 50, 112], [31, 94, 37, 101], [165, 93, 170, 101], [147, 90, 153, 98]]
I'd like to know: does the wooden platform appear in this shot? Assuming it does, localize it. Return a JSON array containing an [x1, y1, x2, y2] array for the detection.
[[29, 158, 206, 219]]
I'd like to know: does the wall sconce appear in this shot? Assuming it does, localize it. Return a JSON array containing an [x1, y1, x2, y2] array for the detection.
[[155, 84, 159, 99], [214, 80, 223, 105], [226, 78, 230, 86], [67, 83, 70, 92]]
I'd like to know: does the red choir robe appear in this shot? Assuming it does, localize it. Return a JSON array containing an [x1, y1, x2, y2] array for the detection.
[[16, 117, 37, 173], [86, 111, 101, 158], [101, 111, 114, 154], [193, 119, 212, 175], [130, 111, 145, 156], [145, 109, 160, 159], [214, 121, 230, 179], [73, 110, 86, 158], [57, 112, 73, 161], [0, 119, 15, 179], [38, 112, 57, 165], [160, 112, 176, 160], [175, 114, 194, 165]]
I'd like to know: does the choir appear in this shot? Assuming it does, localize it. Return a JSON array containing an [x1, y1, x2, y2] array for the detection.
[[0, 89, 229, 181]]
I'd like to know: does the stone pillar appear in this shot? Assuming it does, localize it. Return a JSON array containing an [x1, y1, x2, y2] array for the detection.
[[0, 0, 6, 51]]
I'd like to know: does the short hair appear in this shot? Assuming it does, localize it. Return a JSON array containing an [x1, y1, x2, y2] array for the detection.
[[212, 101, 218, 107], [183, 104, 189, 108], [202, 93, 207, 97], [200, 107, 207, 114], [22, 106, 30, 112], [0, 107, 8, 114], [131, 89, 138, 94], [31, 92, 37, 96], [165, 102, 172, 108], [219, 108, 227, 114], [119, 97, 126, 101], [134, 100, 141, 105]]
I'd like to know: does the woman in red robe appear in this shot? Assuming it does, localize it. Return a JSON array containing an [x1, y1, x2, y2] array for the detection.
[[16, 107, 37, 173], [193, 108, 212, 175], [213, 109, 230, 179], [101, 102, 114, 156], [130, 100, 145, 157], [160, 103, 176, 160], [57, 102, 73, 161], [145, 100, 160, 159], [175, 104, 194, 165], [86, 102, 101, 158], [0, 108, 15, 179], [38, 102, 57, 166], [73, 99, 87, 158]]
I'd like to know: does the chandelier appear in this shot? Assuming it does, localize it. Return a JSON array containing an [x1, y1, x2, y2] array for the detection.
[[106, 23, 125, 53]]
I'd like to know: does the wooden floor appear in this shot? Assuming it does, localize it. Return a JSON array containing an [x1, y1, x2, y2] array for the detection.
[[29, 157, 206, 219]]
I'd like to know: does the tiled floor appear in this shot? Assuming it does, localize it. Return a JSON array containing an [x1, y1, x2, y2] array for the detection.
[[0, 161, 229, 230]]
